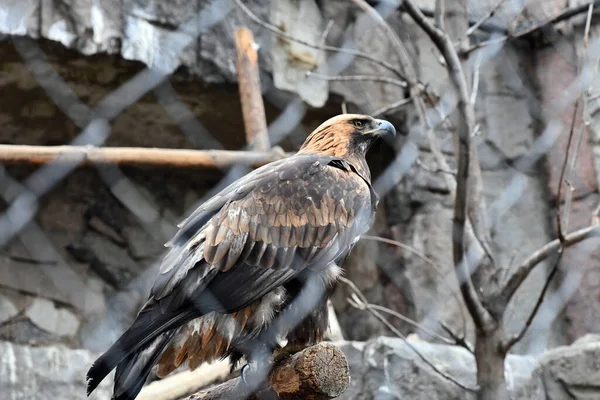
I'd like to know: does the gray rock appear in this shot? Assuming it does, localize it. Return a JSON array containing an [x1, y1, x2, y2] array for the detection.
[[270, 0, 328, 107], [0, 293, 18, 323], [25, 298, 81, 338], [79, 231, 142, 290], [0, 340, 112, 400], [334, 335, 600, 400], [121, 226, 162, 260]]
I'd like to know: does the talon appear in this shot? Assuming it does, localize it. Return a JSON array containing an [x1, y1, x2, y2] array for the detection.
[[241, 363, 250, 385]]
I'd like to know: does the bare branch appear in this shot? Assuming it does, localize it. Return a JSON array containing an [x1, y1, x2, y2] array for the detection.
[[306, 71, 407, 87], [466, 0, 508, 36], [340, 277, 478, 392], [502, 253, 561, 353], [362, 234, 468, 337], [371, 97, 412, 116], [235, 27, 270, 151], [184, 343, 349, 400], [465, 1, 600, 54], [401, 0, 494, 331], [0, 144, 290, 169], [502, 224, 600, 304], [434, 0, 445, 30], [556, 100, 580, 240], [233, 0, 405, 79]]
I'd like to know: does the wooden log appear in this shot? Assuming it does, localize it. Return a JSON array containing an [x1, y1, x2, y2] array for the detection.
[[235, 27, 270, 152], [0, 145, 290, 168], [184, 342, 349, 400]]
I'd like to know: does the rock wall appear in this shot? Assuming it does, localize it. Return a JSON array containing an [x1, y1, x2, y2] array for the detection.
[[1, 3, 600, 399], [4, 335, 600, 400]]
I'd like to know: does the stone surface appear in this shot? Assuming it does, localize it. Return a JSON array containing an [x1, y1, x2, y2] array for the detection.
[[335, 335, 600, 400], [0, 293, 18, 323], [24, 298, 80, 338], [0, 340, 112, 400], [270, 0, 328, 107]]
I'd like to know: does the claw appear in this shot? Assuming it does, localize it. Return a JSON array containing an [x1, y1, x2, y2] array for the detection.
[[241, 363, 250, 385]]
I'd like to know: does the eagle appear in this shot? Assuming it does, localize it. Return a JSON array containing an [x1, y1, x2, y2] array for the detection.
[[86, 114, 396, 399]]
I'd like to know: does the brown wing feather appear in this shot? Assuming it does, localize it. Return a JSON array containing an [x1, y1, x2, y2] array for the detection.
[[152, 155, 375, 378]]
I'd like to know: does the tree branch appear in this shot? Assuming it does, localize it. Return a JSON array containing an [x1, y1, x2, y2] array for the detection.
[[501, 224, 600, 304], [233, 0, 405, 79], [400, 0, 495, 331], [235, 27, 270, 151], [0, 145, 290, 168], [464, 0, 600, 54], [306, 72, 407, 87], [502, 252, 561, 353], [184, 343, 349, 400], [341, 277, 478, 392]]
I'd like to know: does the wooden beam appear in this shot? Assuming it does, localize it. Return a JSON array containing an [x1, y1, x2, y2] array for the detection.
[[235, 27, 270, 151], [0, 145, 290, 168]]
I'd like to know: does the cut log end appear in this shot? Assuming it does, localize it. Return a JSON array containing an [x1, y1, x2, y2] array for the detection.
[[184, 342, 350, 400]]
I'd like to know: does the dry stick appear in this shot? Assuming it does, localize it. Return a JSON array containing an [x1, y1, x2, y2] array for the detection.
[[502, 251, 562, 353], [0, 145, 289, 168], [340, 277, 478, 392], [466, 0, 509, 36], [556, 100, 580, 241], [233, 0, 406, 80], [185, 343, 350, 400], [400, 0, 495, 331], [563, 3, 596, 234], [434, 0, 445, 30], [306, 72, 407, 87], [501, 223, 600, 304], [235, 27, 270, 151], [371, 97, 412, 116], [361, 234, 467, 326]]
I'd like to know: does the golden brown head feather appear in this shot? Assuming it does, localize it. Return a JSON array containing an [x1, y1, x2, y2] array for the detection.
[[298, 114, 395, 180]]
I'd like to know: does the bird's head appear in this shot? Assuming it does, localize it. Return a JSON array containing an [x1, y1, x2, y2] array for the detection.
[[298, 114, 396, 158]]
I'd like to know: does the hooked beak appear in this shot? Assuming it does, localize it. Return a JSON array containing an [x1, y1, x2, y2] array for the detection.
[[372, 119, 396, 137]]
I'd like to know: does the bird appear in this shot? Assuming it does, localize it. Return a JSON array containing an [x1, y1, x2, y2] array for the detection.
[[86, 114, 396, 400]]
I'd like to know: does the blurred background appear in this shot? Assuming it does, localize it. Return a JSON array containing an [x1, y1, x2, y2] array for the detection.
[[1, 0, 600, 399]]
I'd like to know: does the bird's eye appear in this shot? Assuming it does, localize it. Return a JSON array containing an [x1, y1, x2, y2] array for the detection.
[[354, 120, 364, 129]]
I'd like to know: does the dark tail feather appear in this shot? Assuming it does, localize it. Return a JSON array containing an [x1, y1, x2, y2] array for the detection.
[[111, 331, 176, 400], [86, 305, 195, 396]]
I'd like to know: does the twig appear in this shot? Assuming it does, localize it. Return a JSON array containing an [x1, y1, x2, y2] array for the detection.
[[466, 0, 508, 36], [440, 322, 474, 354], [501, 223, 600, 304], [0, 145, 290, 168], [435, 0, 445, 30], [341, 274, 456, 345], [371, 97, 412, 116], [340, 277, 478, 392], [465, 1, 600, 54], [306, 71, 407, 87], [502, 251, 562, 353], [401, 0, 494, 331], [556, 100, 580, 240], [233, 0, 406, 79], [563, 4, 596, 233], [235, 27, 270, 151], [362, 234, 467, 338]]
